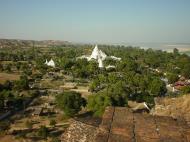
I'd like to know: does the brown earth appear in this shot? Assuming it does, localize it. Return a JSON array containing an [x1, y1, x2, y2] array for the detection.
[[0, 72, 20, 83], [151, 94, 190, 125], [0, 135, 20, 142]]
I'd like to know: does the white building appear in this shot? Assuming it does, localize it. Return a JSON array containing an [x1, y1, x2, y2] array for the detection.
[[98, 58, 104, 68], [110, 56, 121, 61], [90, 45, 107, 61], [77, 45, 121, 68], [106, 65, 116, 69], [45, 59, 55, 67]]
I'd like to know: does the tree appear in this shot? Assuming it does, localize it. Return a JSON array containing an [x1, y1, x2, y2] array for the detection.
[[181, 86, 190, 94], [38, 126, 48, 139], [167, 73, 179, 84], [0, 121, 10, 131], [16, 62, 21, 70], [0, 63, 3, 71], [173, 48, 179, 56], [14, 97, 23, 109], [23, 68, 32, 76], [0, 91, 13, 110], [149, 78, 167, 97], [3, 80, 13, 90], [87, 93, 112, 116], [25, 120, 33, 129], [89, 79, 100, 92], [181, 64, 190, 79], [49, 119, 56, 127], [107, 81, 129, 106], [0, 90, 14, 99], [14, 75, 29, 90], [130, 91, 154, 105], [0, 95, 4, 110], [5, 64, 11, 73], [56, 91, 86, 116]]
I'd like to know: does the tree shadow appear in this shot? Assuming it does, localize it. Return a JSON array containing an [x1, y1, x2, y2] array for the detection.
[[74, 111, 102, 127]]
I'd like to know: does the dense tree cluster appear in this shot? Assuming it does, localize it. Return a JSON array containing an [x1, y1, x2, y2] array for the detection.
[[56, 91, 86, 116], [14, 75, 29, 90], [87, 71, 167, 116], [0, 75, 30, 111], [1, 44, 190, 117], [0, 81, 24, 110]]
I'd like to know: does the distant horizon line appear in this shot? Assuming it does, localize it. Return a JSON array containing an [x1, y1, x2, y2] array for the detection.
[[1, 38, 190, 45]]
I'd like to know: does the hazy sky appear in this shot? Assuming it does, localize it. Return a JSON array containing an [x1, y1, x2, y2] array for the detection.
[[0, 0, 190, 44]]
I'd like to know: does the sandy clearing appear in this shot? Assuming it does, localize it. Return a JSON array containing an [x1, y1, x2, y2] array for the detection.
[[0, 72, 20, 83]]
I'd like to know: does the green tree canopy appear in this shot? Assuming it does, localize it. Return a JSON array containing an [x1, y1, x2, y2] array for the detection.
[[149, 78, 167, 97], [38, 126, 48, 139], [14, 75, 29, 90], [87, 92, 112, 116], [56, 91, 86, 116], [167, 73, 179, 84]]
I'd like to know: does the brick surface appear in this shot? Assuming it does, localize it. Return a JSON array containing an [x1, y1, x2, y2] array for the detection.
[[61, 107, 190, 142], [95, 107, 190, 142]]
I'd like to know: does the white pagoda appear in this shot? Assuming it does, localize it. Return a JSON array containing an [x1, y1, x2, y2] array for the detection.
[[90, 45, 107, 61], [77, 45, 121, 68], [45, 59, 55, 67]]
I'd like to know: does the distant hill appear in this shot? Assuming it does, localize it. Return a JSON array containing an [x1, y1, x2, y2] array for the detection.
[[0, 39, 70, 48]]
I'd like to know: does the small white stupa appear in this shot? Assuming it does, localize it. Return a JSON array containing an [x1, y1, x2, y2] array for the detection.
[[45, 59, 55, 67], [45, 59, 48, 64]]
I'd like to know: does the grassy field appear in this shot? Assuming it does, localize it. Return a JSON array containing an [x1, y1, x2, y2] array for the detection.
[[0, 72, 20, 84]]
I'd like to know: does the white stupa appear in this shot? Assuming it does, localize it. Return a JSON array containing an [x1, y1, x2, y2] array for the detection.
[[90, 45, 99, 60], [77, 45, 121, 68], [45, 59, 48, 64], [45, 59, 55, 67], [90, 45, 107, 61], [90, 45, 106, 68], [99, 50, 107, 60], [98, 58, 104, 68]]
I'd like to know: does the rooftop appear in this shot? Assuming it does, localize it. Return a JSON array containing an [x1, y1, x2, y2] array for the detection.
[[62, 107, 190, 142], [95, 107, 190, 142]]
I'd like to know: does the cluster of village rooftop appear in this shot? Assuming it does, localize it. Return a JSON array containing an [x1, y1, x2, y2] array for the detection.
[[165, 76, 190, 93]]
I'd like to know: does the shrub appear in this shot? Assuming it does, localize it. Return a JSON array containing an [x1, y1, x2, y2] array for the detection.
[[49, 119, 56, 127], [0, 121, 10, 131], [181, 86, 190, 94], [38, 126, 48, 139], [25, 120, 33, 129]]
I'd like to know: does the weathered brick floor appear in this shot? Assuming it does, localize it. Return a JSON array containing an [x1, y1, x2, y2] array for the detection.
[[95, 107, 190, 142]]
